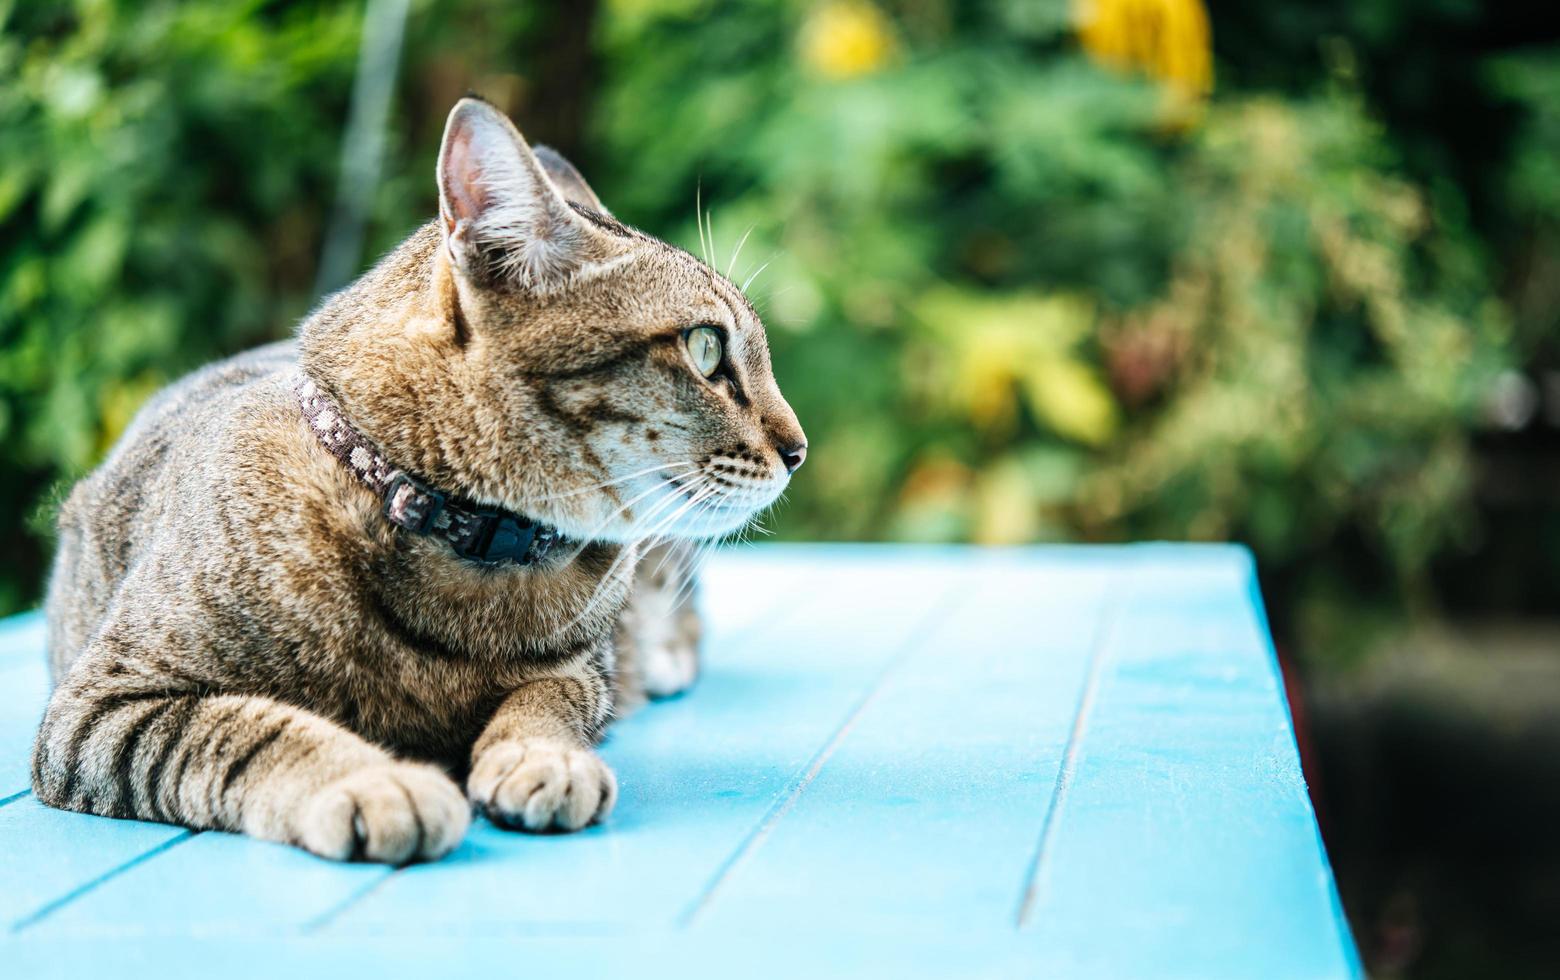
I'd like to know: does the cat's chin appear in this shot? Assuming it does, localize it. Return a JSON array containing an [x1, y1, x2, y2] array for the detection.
[[548, 503, 763, 546], [664, 499, 772, 540]]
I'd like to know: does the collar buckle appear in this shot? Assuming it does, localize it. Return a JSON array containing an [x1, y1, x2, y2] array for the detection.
[[456, 511, 538, 565], [383, 472, 445, 534]]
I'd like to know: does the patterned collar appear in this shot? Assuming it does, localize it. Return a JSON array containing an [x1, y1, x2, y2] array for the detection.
[[292, 372, 562, 566]]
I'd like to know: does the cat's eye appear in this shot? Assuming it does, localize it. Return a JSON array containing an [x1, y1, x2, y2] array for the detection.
[[684, 325, 724, 379]]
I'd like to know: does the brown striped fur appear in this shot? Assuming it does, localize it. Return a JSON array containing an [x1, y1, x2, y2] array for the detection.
[[32, 99, 804, 863]]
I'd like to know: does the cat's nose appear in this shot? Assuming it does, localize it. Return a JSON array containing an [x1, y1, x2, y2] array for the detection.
[[778, 442, 807, 475]]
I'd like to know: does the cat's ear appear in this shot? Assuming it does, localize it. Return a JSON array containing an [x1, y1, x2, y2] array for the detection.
[[436, 98, 618, 290], [531, 145, 608, 215]]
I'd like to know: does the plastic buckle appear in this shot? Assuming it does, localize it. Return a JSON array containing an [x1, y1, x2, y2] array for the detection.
[[456, 512, 538, 565], [383, 473, 445, 534]]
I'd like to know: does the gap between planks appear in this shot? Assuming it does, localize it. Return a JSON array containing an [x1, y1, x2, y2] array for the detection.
[[676, 581, 975, 927], [1013, 568, 1126, 928], [10, 831, 199, 934]]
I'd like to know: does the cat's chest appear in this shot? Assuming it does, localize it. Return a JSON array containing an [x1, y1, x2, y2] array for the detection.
[[342, 650, 506, 765], [364, 540, 628, 649], [329, 563, 621, 761]]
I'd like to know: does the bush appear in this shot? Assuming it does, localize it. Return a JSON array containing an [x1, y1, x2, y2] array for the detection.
[[0, 0, 360, 609]]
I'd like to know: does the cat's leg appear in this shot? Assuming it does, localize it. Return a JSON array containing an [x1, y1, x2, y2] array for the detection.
[[467, 653, 617, 832], [613, 540, 702, 712], [32, 656, 469, 864]]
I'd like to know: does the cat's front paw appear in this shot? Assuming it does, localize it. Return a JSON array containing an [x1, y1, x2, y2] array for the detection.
[[640, 633, 699, 699], [296, 763, 470, 864], [468, 738, 616, 832]]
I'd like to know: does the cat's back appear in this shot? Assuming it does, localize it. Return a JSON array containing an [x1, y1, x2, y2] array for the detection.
[[46, 340, 299, 678]]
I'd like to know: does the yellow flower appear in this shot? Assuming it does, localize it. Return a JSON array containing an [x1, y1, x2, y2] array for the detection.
[[1074, 0, 1213, 121], [915, 288, 1120, 446], [799, 1, 896, 80], [1021, 359, 1119, 446], [972, 459, 1041, 545]]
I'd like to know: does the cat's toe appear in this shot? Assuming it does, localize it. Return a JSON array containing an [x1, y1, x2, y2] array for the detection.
[[298, 763, 470, 864], [641, 639, 699, 699], [469, 737, 616, 832]]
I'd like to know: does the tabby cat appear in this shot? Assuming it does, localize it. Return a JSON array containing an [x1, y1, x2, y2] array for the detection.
[[31, 98, 806, 863]]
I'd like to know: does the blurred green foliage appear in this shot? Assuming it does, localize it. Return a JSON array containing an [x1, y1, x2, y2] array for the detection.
[[1, 0, 1554, 665], [0, 0, 359, 610]]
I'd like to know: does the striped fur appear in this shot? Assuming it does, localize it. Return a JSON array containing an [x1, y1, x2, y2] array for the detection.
[[31, 99, 804, 863]]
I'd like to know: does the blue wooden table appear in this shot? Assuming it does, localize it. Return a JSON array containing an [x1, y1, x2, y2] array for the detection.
[[0, 545, 1358, 978]]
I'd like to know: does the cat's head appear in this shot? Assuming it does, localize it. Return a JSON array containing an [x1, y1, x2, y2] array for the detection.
[[424, 97, 805, 544]]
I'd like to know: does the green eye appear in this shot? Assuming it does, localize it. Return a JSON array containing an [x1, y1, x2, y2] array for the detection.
[[685, 325, 724, 378]]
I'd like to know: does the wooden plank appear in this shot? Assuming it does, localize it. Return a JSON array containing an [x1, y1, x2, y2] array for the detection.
[[0, 611, 44, 662], [0, 932, 1070, 979], [18, 829, 382, 938], [0, 657, 47, 799], [1017, 546, 1361, 978], [688, 552, 1113, 928], [0, 796, 190, 931], [318, 554, 970, 934], [0, 614, 47, 797]]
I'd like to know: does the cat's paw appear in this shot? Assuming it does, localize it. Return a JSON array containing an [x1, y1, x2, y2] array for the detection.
[[640, 635, 699, 699], [468, 738, 616, 832], [297, 763, 470, 864]]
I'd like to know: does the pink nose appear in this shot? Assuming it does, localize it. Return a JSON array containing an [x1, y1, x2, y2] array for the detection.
[[778, 442, 807, 475]]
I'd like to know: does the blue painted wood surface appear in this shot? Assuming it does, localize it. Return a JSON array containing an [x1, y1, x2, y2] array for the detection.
[[0, 545, 1359, 978]]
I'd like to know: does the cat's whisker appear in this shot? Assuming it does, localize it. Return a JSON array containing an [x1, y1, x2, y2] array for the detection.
[[650, 535, 693, 580], [673, 548, 712, 610], [654, 493, 725, 573], [687, 492, 734, 549], [668, 533, 720, 612], [571, 475, 683, 546], [748, 287, 794, 320], [651, 531, 690, 577], [663, 540, 709, 612], [555, 546, 641, 640], [529, 461, 697, 503], [740, 259, 772, 294], [551, 477, 714, 641], [727, 225, 755, 278], [553, 491, 688, 640], [643, 481, 719, 546], [623, 476, 703, 543], [640, 471, 712, 530], [636, 500, 718, 596], [695, 183, 709, 266]]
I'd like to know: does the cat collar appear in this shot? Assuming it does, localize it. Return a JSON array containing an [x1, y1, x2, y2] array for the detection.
[[292, 372, 561, 566]]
